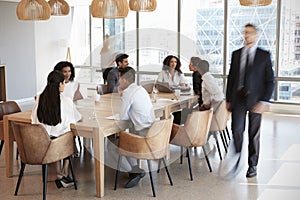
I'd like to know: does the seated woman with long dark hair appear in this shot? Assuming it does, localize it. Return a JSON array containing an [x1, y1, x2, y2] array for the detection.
[[31, 70, 82, 188]]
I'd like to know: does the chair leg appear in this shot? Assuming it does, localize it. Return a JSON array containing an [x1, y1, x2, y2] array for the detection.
[[226, 126, 231, 140], [42, 164, 48, 200], [222, 130, 228, 147], [16, 148, 19, 160], [0, 140, 4, 155], [157, 159, 161, 173], [213, 132, 222, 160], [147, 160, 156, 197], [219, 131, 228, 153], [202, 146, 212, 172], [162, 157, 173, 186], [68, 157, 77, 190], [114, 155, 121, 190], [186, 147, 193, 181], [77, 136, 83, 154], [15, 162, 26, 196], [180, 147, 183, 164]]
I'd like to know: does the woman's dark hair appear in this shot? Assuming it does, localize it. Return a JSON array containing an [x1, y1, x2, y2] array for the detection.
[[37, 70, 65, 126], [162, 55, 182, 73], [53, 61, 75, 81], [162, 55, 173, 70]]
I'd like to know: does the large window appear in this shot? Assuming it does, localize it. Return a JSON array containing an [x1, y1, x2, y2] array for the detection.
[[228, 1, 277, 73], [278, 0, 300, 102], [138, 0, 178, 80], [71, 0, 300, 104], [181, 0, 224, 75]]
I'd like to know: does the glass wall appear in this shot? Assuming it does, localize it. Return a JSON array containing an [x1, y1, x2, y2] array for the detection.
[[278, 0, 300, 102], [71, 0, 300, 104], [137, 0, 178, 82], [181, 0, 224, 75]]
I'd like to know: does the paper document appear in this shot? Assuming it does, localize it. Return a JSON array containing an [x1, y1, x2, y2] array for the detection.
[[106, 114, 120, 120]]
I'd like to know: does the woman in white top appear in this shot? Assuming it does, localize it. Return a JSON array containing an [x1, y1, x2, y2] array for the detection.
[[157, 55, 188, 87], [31, 70, 82, 188], [54, 61, 83, 101]]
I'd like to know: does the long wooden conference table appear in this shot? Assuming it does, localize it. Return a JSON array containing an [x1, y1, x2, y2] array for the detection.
[[4, 92, 197, 198]]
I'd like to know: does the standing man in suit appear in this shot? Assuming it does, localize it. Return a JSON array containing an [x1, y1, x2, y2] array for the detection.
[[226, 23, 274, 178]]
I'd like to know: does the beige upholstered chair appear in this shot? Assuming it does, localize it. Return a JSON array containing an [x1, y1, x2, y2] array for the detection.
[[209, 100, 231, 160], [114, 117, 174, 197], [11, 122, 77, 200], [169, 109, 213, 180], [0, 101, 21, 156]]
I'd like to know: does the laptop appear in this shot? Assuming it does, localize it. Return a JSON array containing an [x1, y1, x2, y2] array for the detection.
[[140, 80, 156, 93], [155, 81, 174, 93]]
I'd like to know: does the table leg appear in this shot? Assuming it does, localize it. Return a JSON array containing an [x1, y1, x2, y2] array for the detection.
[[4, 116, 14, 177], [94, 127, 105, 198]]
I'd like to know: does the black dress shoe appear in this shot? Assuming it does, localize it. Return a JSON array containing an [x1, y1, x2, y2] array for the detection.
[[124, 174, 143, 188], [55, 179, 63, 189], [128, 165, 145, 179], [246, 166, 257, 178], [129, 170, 146, 179]]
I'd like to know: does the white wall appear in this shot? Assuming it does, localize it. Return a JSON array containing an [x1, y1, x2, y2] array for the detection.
[[34, 11, 74, 93], [0, 2, 36, 100], [0, 2, 73, 102]]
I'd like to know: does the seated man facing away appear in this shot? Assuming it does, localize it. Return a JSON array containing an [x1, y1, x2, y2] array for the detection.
[[108, 66, 155, 188], [195, 60, 224, 111]]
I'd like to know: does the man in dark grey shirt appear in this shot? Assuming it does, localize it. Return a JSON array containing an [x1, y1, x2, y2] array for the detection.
[[107, 53, 129, 93]]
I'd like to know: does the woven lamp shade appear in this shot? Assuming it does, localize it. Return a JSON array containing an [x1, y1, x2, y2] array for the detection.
[[239, 0, 272, 6], [48, 0, 70, 16], [16, 0, 51, 20], [90, 0, 129, 19], [129, 0, 157, 12]]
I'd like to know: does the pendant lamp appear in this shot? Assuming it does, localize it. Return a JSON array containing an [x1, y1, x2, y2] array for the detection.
[[239, 0, 272, 6], [16, 0, 51, 20], [90, 0, 129, 18], [129, 0, 157, 12], [48, 0, 70, 16]]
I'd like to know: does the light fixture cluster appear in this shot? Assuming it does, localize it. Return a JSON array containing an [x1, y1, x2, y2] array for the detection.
[[90, 0, 157, 19], [16, 0, 70, 20]]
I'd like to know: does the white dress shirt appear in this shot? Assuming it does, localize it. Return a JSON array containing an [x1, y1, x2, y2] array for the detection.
[[201, 72, 224, 106], [157, 70, 187, 87], [120, 83, 155, 132], [62, 81, 79, 100], [31, 95, 82, 137]]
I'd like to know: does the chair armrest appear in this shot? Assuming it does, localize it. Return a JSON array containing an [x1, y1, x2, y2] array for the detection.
[[42, 131, 75, 164], [118, 130, 169, 160], [169, 124, 192, 147]]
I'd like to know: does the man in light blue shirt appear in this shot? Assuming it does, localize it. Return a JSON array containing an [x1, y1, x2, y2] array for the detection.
[[118, 67, 155, 136], [117, 66, 155, 188]]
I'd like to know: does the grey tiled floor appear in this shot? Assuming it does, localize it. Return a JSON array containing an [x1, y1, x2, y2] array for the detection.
[[1, 112, 300, 200]]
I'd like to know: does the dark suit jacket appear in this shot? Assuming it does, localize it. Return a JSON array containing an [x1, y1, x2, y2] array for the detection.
[[226, 47, 274, 110], [192, 71, 203, 105]]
